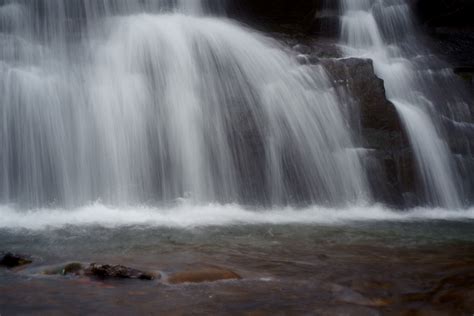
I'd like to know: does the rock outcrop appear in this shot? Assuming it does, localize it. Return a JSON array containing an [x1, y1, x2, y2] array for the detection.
[[322, 58, 416, 207]]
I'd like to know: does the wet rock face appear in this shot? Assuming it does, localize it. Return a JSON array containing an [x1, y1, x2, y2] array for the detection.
[[0, 252, 32, 268], [227, 0, 319, 23], [85, 264, 157, 280], [322, 58, 402, 132], [226, 0, 336, 35], [322, 58, 416, 207]]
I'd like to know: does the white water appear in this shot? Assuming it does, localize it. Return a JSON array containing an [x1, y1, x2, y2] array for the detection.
[[1, 203, 473, 230], [340, 0, 464, 208], [0, 0, 471, 231], [0, 1, 369, 208], [394, 100, 461, 207]]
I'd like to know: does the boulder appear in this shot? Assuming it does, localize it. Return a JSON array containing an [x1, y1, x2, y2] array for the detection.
[[168, 267, 241, 284], [85, 263, 158, 280], [0, 252, 33, 268]]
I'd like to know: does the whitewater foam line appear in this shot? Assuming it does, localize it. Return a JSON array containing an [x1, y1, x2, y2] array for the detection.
[[0, 203, 473, 230]]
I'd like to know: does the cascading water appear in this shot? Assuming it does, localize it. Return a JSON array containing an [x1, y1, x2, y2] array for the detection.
[[2, 4, 474, 314], [0, 0, 370, 210], [339, 0, 473, 208]]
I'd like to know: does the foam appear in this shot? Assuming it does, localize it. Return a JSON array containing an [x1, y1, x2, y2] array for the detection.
[[1, 202, 473, 230]]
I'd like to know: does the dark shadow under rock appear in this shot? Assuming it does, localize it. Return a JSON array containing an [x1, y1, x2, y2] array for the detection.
[[226, 0, 323, 35], [0, 252, 33, 268]]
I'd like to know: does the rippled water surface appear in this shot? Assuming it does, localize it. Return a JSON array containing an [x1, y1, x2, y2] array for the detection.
[[1, 209, 474, 315]]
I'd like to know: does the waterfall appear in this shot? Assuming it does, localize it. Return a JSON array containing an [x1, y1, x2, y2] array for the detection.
[[339, 0, 471, 208], [0, 0, 369, 208]]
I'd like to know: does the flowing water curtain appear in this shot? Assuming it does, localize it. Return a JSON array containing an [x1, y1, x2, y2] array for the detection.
[[0, 0, 368, 207], [339, 0, 474, 208], [79, 15, 371, 206]]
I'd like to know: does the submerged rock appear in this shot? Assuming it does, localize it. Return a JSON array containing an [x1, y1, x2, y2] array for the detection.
[[329, 283, 393, 307], [43, 263, 89, 276], [399, 271, 474, 314], [168, 267, 241, 284], [85, 263, 158, 280], [0, 252, 33, 268]]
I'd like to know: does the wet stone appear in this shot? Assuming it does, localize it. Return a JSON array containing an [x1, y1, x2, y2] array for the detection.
[[168, 267, 241, 284]]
